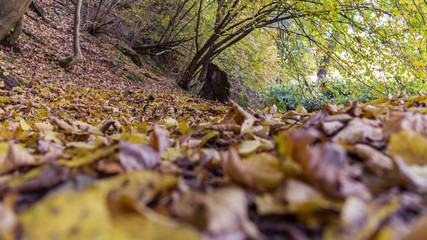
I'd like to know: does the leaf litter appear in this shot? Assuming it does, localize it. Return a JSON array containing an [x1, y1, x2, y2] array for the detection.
[[2, 1, 427, 239], [1, 83, 427, 240]]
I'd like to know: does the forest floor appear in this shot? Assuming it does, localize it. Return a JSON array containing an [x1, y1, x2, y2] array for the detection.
[[1, 1, 427, 240]]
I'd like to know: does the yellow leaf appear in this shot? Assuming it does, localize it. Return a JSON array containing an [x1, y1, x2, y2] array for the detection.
[[66, 142, 95, 149], [201, 131, 219, 146], [12, 171, 198, 240], [178, 120, 191, 133], [18, 117, 31, 131], [59, 145, 118, 167], [161, 147, 181, 161], [238, 140, 261, 156], [164, 116, 178, 129], [388, 130, 427, 166], [295, 105, 308, 114]]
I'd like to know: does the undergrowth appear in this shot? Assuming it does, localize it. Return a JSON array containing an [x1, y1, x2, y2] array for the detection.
[[234, 79, 426, 112]]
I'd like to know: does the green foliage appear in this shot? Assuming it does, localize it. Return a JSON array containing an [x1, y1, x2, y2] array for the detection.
[[266, 84, 324, 112], [266, 78, 424, 112], [217, 28, 283, 89]]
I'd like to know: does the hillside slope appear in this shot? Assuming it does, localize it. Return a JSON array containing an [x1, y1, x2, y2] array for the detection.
[[0, 0, 179, 94]]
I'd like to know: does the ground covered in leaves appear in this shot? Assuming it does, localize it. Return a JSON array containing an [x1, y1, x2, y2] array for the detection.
[[3, 1, 427, 240], [2, 82, 427, 239], [0, 0, 177, 95]]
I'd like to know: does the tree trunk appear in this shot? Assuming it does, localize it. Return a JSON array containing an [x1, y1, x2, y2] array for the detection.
[[316, 32, 337, 84], [1, 17, 24, 46], [199, 63, 230, 102], [59, 0, 83, 68], [0, 0, 32, 41], [197, 0, 227, 81]]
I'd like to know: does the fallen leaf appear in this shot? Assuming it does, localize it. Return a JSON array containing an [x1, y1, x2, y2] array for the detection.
[[100, 120, 122, 133], [222, 147, 283, 191], [321, 120, 345, 135], [151, 124, 169, 154], [0, 193, 16, 233], [0, 142, 35, 174], [18, 117, 31, 131], [287, 130, 368, 198], [51, 117, 76, 132], [12, 171, 195, 240], [173, 187, 262, 240], [119, 141, 160, 171], [354, 144, 393, 173], [34, 122, 53, 131], [237, 140, 261, 155], [388, 130, 427, 166], [333, 118, 382, 144]]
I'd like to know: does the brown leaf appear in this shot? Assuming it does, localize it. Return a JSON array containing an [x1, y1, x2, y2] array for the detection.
[[219, 107, 236, 124], [50, 117, 76, 132], [286, 130, 367, 198], [173, 187, 262, 239], [10, 162, 70, 193], [323, 113, 353, 123], [354, 144, 393, 173], [320, 120, 345, 136], [280, 179, 324, 204], [119, 141, 160, 171], [151, 124, 169, 154], [0, 142, 35, 174], [333, 118, 382, 144], [34, 122, 53, 132], [404, 214, 427, 240], [347, 101, 360, 117], [324, 102, 340, 114], [95, 161, 124, 174], [230, 100, 255, 134], [222, 146, 261, 191], [72, 120, 94, 132], [100, 119, 122, 133], [383, 112, 427, 140], [209, 124, 241, 133]]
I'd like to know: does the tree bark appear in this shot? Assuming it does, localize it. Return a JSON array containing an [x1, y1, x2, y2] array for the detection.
[[59, 0, 83, 68], [316, 35, 337, 84], [199, 63, 230, 102], [1, 17, 24, 45], [0, 0, 32, 41]]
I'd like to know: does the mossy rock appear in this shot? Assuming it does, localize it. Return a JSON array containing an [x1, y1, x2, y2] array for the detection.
[[0, 68, 30, 91]]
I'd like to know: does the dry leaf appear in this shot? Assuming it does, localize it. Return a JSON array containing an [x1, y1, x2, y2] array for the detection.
[[173, 187, 262, 240], [119, 141, 160, 171], [0, 142, 35, 174], [151, 124, 169, 154], [51, 117, 76, 132]]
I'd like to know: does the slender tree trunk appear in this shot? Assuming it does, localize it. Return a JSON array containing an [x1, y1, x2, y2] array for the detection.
[[197, 0, 226, 83], [89, 0, 105, 34], [59, 0, 83, 68], [0, 0, 32, 41], [317, 33, 337, 84]]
